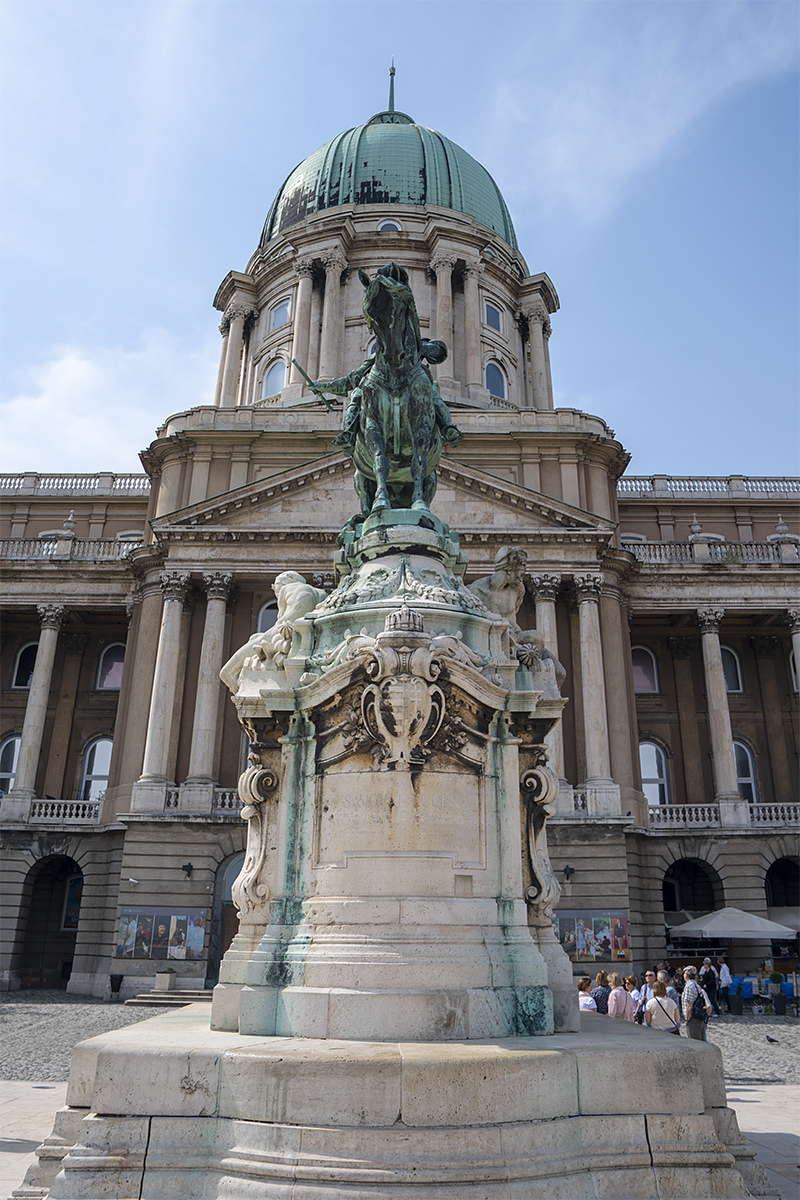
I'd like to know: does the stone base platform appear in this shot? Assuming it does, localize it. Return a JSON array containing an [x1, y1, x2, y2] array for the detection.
[[16, 1006, 776, 1199]]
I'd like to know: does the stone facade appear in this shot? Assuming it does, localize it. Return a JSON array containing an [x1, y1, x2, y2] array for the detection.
[[0, 106, 797, 1000]]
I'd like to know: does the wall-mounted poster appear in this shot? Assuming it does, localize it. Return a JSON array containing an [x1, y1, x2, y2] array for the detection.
[[555, 910, 629, 962], [115, 907, 206, 960]]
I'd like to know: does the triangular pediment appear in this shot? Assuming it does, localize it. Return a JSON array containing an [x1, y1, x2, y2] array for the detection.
[[150, 452, 615, 547]]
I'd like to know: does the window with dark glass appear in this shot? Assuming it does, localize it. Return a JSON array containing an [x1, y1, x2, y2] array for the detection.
[[733, 740, 758, 803], [0, 735, 20, 794], [97, 643, 125, 690], [485, 302, 502, 332], [270, 300, 290, 330], [631, 646, 659, 693], [721, 646, 743, 692], [485, 361, 506, 399], [12, 643, 38, 688], [377, 219, 401, 232], [257, 602, 278, 633], [262, 360, 286, 398]]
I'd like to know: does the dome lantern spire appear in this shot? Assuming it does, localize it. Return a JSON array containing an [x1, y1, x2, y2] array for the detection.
[[388, 60, 395, 113]]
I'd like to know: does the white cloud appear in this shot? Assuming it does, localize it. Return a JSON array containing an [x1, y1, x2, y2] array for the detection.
[[0, 329, 219, 475], [485, 2, 798, 225]]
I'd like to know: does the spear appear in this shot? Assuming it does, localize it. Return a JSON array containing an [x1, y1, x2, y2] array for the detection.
[[291, 359, 336, 412]]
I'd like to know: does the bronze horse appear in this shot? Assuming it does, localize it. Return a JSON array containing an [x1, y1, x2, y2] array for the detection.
[[313, 263, 461, 516]]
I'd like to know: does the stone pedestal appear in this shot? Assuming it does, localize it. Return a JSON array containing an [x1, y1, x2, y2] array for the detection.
[[15, 1007, 773, 1200]]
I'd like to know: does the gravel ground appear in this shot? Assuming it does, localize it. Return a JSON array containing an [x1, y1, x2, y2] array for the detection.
[[1, 990, 799, 1085]]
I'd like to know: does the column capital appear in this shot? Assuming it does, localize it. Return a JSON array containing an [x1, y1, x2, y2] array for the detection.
[[696, 608, 724, 634], [785, 609, 800, 635], [429, 252, 456, 274], [520, 300, 550, 329], [526, 573, 561, 603], [668, 636, 695, 659], [573, 573, 603, 603], [750, 635, 778, 659], [202, 571, 234, 603], [321, 247, 347, 274], [37, 604, 65, 630], [462, 259, 483, 281], [160, 570, 191, 604], [294, 256, 315, 278], [224, 302, 257, 327]]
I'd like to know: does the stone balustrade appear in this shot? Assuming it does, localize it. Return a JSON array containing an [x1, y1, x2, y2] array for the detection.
[[750, 802, 800, 826], [618, 475, 799, 499], [649, 803, 722, 828], [27, 798, 102, 823], [625, 540, 795, 565], [0, 472, 150, 495], [0, 538, 140, 561], [213, 788, 239, 814]]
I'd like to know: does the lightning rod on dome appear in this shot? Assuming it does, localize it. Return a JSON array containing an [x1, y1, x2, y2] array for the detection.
[[388, 59, 395, 112]]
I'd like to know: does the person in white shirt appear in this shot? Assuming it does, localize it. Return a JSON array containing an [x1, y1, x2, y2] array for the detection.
[[718, 958, 732, 1013], [645, 979, 680, 1033], [578, 976, 597, 1011]]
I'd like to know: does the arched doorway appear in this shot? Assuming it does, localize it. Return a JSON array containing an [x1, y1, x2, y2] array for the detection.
[[19, 856, 83, 989], [766, 858, 800, 908], [662, 858, 721, 915], [206, 851, 245, 985]]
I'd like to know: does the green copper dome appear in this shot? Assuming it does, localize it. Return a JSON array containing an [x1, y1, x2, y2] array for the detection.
[[260, 110, 518, 250]]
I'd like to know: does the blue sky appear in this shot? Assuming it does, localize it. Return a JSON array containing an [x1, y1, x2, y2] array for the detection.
[[1, 0, 797, 478]]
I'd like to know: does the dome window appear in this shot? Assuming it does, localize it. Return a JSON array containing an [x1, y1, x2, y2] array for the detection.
[[485, 302, 502, 333], [262, 360, 286, 399], [485, 361, 507, 400], [270, 300, 290, 331], [377, 219, 402, 232]]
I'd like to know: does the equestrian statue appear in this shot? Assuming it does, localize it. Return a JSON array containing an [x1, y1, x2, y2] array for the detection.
[[306, 263, 462, 516]]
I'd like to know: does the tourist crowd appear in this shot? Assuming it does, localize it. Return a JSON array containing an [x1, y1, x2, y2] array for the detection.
[[577, 957, 730, 1040]]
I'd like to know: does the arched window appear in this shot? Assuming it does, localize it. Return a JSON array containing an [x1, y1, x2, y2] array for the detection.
[[269, 299, 290, 330], [721, 646, 743, 692], [733, 739, 758, 803], [12, 643, 38, 688], [0, 735, 20, 795], [79, 737, 113, 803], [639, 740, 670, 806], [262, 360, 286, 398], [662, 859, 717, 913], [256, 602, 278, 633], [485, 361, 506, 400], [96, 643, 126, 690], [484, 301, 502, 332], [631, 646, 659, 693], [377, 219, 401, 232]]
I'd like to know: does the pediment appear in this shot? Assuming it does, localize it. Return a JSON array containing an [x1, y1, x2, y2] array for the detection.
[[150, 452, 615, 546]]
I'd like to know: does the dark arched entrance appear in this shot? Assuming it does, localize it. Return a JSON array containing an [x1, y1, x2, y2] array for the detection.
[[206, 851, 245, 985], [766, 858, 800, 908], [19, 856, 83, 989], [662, 858, 721, 914]]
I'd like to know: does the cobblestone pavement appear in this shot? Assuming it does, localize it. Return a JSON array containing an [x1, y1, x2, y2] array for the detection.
[[1, 990, 798, 1085]]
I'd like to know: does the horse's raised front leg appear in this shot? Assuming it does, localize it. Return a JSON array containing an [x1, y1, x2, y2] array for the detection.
[[363, 421, 391, 512], [410, 429, 434, 511]]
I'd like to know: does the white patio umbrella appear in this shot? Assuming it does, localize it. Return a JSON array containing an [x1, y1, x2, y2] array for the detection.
[[671, 906, 797, 940]]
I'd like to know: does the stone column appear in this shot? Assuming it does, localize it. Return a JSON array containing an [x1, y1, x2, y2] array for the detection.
[[786, 610, 800, 681], [317, 249, 347, 381], [289, 258, 315, 385], [697, 608, 746, 825], [214, 314, 230, 407], [462, 263, 482, 389], [527, 574, 564, 778], [136, 572, 191, 793], [542, 315, 555, 409], [184, 573, 234, 805], [429, 252, 456, 376], [525, 301, 552, 410], [219, 304, 255, 408], [668, 637, 704, 806], [6, 605, 65, 811], [574, 575, 612, 785]]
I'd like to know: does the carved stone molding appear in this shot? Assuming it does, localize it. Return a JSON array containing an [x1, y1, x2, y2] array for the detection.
[[225, 303, 258, 326], [526, 573, 561, 603], [668, 636, 695, 659], [159, 571, 191, 604], [750, 635, 778, 659], [522, 300, 549, 328], [294, 256, 315, 278], [218, 314, 230, 336], [321, 248, 347, 275], [232, 764, 279, 919], [696, 608, 724, 635], [202, 572, 234, 603], [37, 604, 65, 630], [785, 609, 800, 635], [521, 747, 560, 920], [311, 571, 335, 593], [573, 573, 604, 604]]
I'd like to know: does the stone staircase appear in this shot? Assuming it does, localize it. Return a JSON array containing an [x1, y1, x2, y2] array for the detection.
[[124, 988, 212, 1009]]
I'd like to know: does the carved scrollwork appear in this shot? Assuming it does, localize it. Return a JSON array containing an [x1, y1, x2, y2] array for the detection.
[[231, 764, 279, 918], [362, 675, 445, 768], [521, 748, 561, 920]]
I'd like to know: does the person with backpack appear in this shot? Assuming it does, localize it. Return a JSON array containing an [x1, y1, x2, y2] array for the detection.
[[682, 965, 711, 1040], [699, 957, 721, 1015]]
